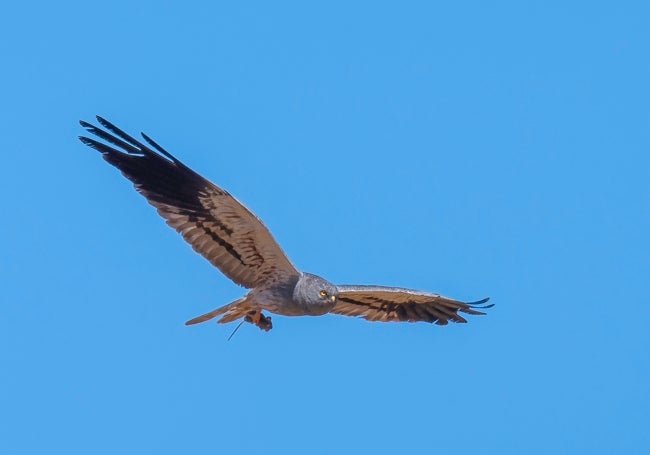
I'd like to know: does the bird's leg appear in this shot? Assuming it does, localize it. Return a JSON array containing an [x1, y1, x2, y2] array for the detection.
[[244, 310, 273, 332]]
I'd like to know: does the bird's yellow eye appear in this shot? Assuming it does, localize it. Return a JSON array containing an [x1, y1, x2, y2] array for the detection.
[[320, 290, 328, 297]]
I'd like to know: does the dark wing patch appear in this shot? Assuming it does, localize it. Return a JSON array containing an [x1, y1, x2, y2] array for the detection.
[[79, 116, 299, 288], [333, 285, 492, 325]]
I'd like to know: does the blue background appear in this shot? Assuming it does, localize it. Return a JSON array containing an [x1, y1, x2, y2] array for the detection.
[[2, 1, 649, 454]]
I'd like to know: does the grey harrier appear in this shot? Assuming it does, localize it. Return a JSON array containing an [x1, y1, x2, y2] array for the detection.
[[79, 116, 492, 333]]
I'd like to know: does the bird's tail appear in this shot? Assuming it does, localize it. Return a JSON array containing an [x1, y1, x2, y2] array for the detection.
[[185, 296, 253, 325]]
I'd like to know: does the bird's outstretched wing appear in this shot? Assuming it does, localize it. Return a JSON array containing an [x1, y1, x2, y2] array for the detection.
[[79, 116, 299, 288], [332, 285, 492, 324]]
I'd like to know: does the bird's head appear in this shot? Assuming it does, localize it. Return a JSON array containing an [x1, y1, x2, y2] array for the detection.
[[293, 272, 339, 314]]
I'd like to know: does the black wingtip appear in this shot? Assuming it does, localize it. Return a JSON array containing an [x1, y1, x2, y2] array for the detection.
[[78, 135, 94, 146], [95, 115, 111, 128], [140, 131, 178, 162], [78, 115, 190, 176], [468, 297, 493, 309], [78, 136, 112, 155]]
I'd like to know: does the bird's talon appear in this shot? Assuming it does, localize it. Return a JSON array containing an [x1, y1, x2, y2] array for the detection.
[[259, 315, 272, 332], [244, 310, 273, 332]]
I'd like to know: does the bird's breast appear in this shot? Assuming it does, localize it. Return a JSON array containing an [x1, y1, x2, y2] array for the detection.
[[263, 297, 335, 317]]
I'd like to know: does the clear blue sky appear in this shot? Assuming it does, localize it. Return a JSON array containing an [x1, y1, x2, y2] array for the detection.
[[1, 1, 648, 454]]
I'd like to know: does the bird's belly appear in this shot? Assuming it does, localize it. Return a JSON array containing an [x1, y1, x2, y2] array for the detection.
[[263, 300, 334, 317]]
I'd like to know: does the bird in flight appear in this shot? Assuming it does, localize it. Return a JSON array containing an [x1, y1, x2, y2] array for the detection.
[[79, 116, 492, 334]]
